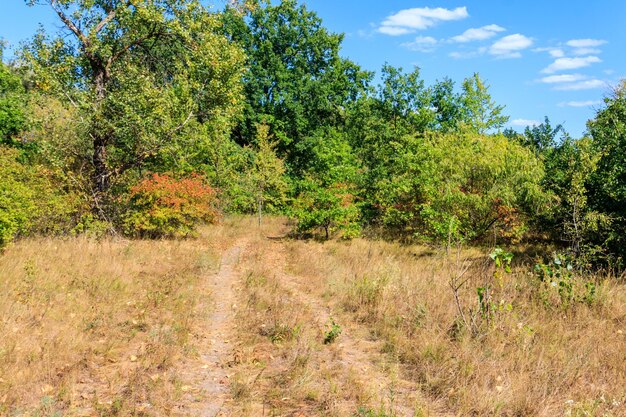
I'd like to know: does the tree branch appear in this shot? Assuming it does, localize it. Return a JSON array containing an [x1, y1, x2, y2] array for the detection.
[[48, 0, 89, 47], [93, 1, 133, 35], [108, 27, 168, 67], [93, 7, 117, 35]]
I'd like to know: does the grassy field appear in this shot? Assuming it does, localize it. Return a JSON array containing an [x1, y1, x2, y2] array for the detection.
[[0, 223, 240, 416], [1, 217, 625, 416]]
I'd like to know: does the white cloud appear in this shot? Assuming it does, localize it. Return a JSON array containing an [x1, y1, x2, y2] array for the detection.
[[511, 119, 540, 127], [554, 79, 605, 91], [539, 74, 587, 84], [549, 49, 565, 58], [451, 24, 505, 42], [541, 56, 601, 73], [559, 100, 602, 107], [378, 6, 469, 36], [489, 34, 533, 58], [534, 47, 565, 58], [402, 36, 438, 52], [572, 47, 601, 56], [449, 50, 481, 59], [379, 26, 414, 36], [566, 38, 607, 48]]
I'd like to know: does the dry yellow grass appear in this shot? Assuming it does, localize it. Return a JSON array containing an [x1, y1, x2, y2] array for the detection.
[[2, 216, 625, 417], [0, 227, 228, 416], [285, 237, 626, 416], [226, 217, 429, 416]]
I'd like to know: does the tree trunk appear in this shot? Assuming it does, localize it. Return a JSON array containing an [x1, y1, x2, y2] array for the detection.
[[93, 134, 108, 193], [91, 67, 112, 215]]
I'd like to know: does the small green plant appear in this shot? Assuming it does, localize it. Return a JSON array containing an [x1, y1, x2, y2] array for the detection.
[[476, 285, 490, 318], [323, 317, 342, 344], [352, 407, 395, 417], [490, 247, 513, 288], [533, 253, 598, 309], [466, 248, 515, 330]]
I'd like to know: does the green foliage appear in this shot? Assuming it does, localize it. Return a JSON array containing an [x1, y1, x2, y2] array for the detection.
[[431, 77, 463, 132], [323, 317, 342, 344], [490, 247, 513, 289], [0, 146, 77, 248], [376, 64, 435, 135], [475, 249, 514, 323], [298, 127, 361, 185], [543, 137, 612, 258], [250, 123, 288, 218], [522, 116, 565, 153], [490, 248, 513, 270], [370, 133, 546, 243], [0, 58, 27, 146], [533, 254, 599, 309], [221, 0, 371, 168], [122, 173, 219, 238], [292, 179, 360, 239], [0, 148, 34, 247], [586, 81, 626, 261], [193, 125, 257, 213], [21, 0, 245, 214], [459, 73, 509, 134]]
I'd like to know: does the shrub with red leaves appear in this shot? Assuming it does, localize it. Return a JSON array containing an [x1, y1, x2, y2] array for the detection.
[[123, 173, 219, 238]]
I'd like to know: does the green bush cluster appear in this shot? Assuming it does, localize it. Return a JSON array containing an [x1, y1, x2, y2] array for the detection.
[[1, 1, 626, 270], [291, 179, 360, 239], [369, 133, 546, 244], [0, 147, 78, 248]]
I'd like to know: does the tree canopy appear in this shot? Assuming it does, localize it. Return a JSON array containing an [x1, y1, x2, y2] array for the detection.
[[22, 0, 245, 213], [0, 0, 624, 267]]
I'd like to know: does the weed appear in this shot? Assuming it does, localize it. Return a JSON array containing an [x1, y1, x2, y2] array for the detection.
[[534, 254, 599, 309], [352, 406, 395, 417], [260, 321, 301, 343], [229, 375, 251, 400], [323, 317, 342, 344]]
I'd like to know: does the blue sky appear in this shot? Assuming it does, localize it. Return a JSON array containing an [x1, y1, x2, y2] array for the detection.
[[2, 1, 625, 136]]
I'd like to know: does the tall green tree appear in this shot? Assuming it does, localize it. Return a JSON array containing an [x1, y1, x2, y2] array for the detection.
[[221, 0, 371, 170], [522, 116, 566, 154], [430, 77, 463, 132], [542, 137, 609, 257], [587, 81, 626, 259], [0, 51, 27, 146], [375, 64, 435, 135], [459, 73, 509, 134], [345, 64, 434, 220], [23, 0, 244, 214], [251, 123, 287, 225]]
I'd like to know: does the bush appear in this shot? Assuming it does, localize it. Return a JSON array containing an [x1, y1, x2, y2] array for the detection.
[[0, 61, 27, 146], [0, 149, 34, 248], [291, 179, 360, 239], [374, 133, 547, 244], [123, 173, 219, 238], [0, 147, 77, 248]]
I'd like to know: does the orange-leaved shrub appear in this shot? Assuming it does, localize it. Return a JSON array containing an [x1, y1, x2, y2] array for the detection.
[[123, 173, 219, 238]]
